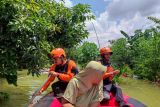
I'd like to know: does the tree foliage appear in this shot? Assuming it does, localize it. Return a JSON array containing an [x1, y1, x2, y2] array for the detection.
[[73, 42, 99, 68], [0, 0, 94, 85], [111, 17, 160, 82], [47, 3, 94, 48]]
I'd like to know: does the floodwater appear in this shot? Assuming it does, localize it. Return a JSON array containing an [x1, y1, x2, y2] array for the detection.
[[0, 71, 160, 107]]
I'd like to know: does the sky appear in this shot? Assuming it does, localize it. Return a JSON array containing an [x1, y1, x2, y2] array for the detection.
[[57, 0, 160, 47]]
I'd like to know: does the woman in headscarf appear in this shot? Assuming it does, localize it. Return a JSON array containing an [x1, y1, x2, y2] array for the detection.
[[61, 61, 107, 107]]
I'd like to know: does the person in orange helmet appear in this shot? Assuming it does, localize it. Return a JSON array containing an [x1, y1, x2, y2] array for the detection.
[[36, 48, 78, 97], [99, 47, 129, 107]]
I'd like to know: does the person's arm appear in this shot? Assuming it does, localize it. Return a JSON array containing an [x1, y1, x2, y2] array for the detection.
[[39, 64, 56, 93], [58, 60, 77, 82], [32, 75, 55, 96], [58, 72, 74, 82], [103, 72, 114, 78], [113, 70, 120, 75], [39, 75, 55, 93], [103, 66, 118, 79]]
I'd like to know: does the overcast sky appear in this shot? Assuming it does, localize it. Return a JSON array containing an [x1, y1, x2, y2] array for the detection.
[[57, 0, 160, 47]]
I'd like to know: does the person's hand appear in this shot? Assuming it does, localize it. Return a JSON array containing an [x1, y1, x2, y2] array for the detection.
[[32, 90, 42, 96], [50, 71, 59, 77], [113, 70, 120, 75], [109, 72, 114, 76]]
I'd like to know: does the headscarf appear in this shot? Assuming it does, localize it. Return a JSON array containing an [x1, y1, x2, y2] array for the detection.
[[75, 61, 107, 95], [63, 61, 107, 107]]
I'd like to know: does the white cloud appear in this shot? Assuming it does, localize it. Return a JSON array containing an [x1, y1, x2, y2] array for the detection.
[[107, 0, 160, 21], [64, 0, 73, 7], [86, 0, 160, 48], [55, 0, 73, 8]]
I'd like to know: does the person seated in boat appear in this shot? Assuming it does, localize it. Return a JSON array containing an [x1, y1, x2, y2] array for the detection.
[[36, 48, 78, 97], [61, 61, 106, 107], [99, 47, 129, 107]]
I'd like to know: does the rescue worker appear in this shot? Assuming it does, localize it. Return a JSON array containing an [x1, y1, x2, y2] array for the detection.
[[36, 48, 78, 97], [99, 47, 129, 107]]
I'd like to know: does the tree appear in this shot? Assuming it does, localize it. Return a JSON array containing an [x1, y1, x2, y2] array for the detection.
[[110, 38, 132, 68], [74, 42, 99, 68], [47, 3, 94, 48], [112, 17, 160, 81], [0, 0, 94, 85]]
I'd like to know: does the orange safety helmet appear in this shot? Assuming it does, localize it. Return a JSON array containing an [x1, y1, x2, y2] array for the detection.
[[50, 48, 66, 58], [100, 47, 113, 55]]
